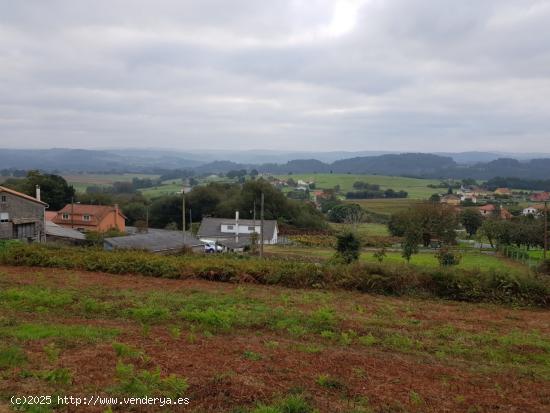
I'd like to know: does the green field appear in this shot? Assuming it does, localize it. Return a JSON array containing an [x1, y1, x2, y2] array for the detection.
[[266, 246, 525, 274], [63, 174, 160, 193], [275, 173, 440, 199], [330, 222, 390, 237], [347, 198, 424, 216]]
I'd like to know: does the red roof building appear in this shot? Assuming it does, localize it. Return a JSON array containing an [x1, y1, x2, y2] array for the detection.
[[52, 204, 126, 233], [529, 192, 550, 202]]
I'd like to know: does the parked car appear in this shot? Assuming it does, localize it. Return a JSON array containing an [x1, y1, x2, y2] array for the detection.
[[202, 240, 223, 253]]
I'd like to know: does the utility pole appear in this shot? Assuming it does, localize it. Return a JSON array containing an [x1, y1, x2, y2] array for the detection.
[[145, 206, 149, 233], [71, 197, 74, 229], [189, 208, 192, 235], [544, 200, 548, 260], [260, 192, 264, 258], [253, 200, 257, 253], [182, 190, 186, 243]]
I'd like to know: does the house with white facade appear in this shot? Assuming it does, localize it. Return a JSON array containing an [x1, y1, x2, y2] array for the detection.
[[197, 213, 279, 249]]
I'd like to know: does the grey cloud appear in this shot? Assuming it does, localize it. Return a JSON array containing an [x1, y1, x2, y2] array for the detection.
[[0, 0, 549, 152]]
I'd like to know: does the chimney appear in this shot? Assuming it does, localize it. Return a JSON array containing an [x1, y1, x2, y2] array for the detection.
[[35, 185, 41, 202], [235, 211, 239, 243]]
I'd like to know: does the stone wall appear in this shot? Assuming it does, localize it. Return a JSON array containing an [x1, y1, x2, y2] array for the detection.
[[0, 191, 45, 241]]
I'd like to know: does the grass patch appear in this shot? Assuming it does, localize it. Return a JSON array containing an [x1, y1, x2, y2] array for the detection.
[[0, 345, 26, 368], [251, 394, 314, 413], [316, 373, 345, 390], [0, 323, 118, 341], [111, 361, 188, 398], [243, 350, 263, 361]]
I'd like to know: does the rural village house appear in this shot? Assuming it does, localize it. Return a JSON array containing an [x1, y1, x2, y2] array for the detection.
[[522, 205, 546, 217], [51, 204, 126, 233], [440, 194, 461, 206], [493, 187, 512, 196], [198, 213, 279, 250], [0, 185, 47, 242], [478, 204, 512, 220], [529, 192, 550, 202]]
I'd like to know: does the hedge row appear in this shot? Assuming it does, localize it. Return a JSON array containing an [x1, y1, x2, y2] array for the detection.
[[0, 242, 548, 307]]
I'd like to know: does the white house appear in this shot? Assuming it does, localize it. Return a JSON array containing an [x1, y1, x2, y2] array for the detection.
[[197, 213, 279, 246], [522, 205, 544, 216]]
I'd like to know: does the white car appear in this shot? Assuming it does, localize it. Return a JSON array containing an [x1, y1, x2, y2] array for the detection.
[[202, 240, 223, 253]]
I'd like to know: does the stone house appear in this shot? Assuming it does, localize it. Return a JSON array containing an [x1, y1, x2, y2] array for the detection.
[[0, 185, 47, 242]]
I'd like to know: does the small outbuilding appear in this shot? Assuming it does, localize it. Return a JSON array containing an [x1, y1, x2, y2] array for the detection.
[[104, 227, 204, 254]]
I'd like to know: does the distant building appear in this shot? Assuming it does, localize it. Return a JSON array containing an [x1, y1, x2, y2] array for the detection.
[[479, 204, 496, 217], [493, 188, 512, 196], [440, 194, 461, 206], [529, 192, 550, 202], [478, 204, 512, 220], [52, 204, 126, 233], [0, 185, 47, 242], [522, 205, 545, 217], [198, 213, 279, 246]]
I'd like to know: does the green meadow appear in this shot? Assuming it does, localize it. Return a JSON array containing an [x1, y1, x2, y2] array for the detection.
[[275, 173, 440, 199]]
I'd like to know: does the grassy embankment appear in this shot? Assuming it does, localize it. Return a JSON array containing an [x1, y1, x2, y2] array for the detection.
[[0, 242, 547, 307]]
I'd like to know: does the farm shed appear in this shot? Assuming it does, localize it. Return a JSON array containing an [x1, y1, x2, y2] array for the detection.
[[104, 228, 204, 254]]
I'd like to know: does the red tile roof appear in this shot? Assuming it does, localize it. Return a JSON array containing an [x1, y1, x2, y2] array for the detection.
[[56, 204, 127, 220], [0, 186, 48, 206], [479, 204, 496, 212], [45, 211, 58, 221], [530, 192, 550, 202]]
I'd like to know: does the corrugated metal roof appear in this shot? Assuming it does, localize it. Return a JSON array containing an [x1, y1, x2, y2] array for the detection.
[[45, 221, 86, 240], [104, 228, 203, 252]]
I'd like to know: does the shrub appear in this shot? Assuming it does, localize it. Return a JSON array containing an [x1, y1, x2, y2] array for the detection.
[[334, 232, 361, 264], [435, 248, 461, 267]]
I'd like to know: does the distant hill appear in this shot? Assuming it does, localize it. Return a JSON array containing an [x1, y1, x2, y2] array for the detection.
[[0, 148, 203, 172], [330, 153, 456, 176], [3, 148, 550, 181]]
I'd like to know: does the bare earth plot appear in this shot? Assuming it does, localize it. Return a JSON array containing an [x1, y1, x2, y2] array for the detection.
[[0, 266, 549, 412]]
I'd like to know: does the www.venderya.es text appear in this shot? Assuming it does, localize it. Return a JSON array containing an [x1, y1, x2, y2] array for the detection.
[[11, 395, 191, 408]]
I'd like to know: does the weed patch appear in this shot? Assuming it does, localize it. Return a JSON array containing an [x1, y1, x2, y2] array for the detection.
[[0, 345, 26, 369]]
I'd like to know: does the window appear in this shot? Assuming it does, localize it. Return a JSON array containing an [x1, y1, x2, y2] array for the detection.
[[248, 226, 255, 231], [83, 215, 91, 221], [0, 212, 9, 223], [227, 225, 234, 230], [0, 195, 6, 203], [62, 213, 69, 220]]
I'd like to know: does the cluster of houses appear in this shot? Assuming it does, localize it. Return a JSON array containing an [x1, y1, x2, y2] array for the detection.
[[270, 177, 315, 191], [440, 186, 549, 219], [0, 185, 279, 254]]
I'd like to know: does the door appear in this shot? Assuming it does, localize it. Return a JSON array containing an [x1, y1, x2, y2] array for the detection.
[[14, 223, 36, 240]]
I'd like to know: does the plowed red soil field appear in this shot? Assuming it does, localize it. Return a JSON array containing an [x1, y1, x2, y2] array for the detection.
[[0, 265, 548, 412]]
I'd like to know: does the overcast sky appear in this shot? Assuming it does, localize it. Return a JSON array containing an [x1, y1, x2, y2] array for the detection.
[[1, 0, 550, 152]]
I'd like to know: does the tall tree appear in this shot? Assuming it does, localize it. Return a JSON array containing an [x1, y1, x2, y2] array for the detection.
[[461, 209, 483, 237], [3, 170, 75, 210]]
